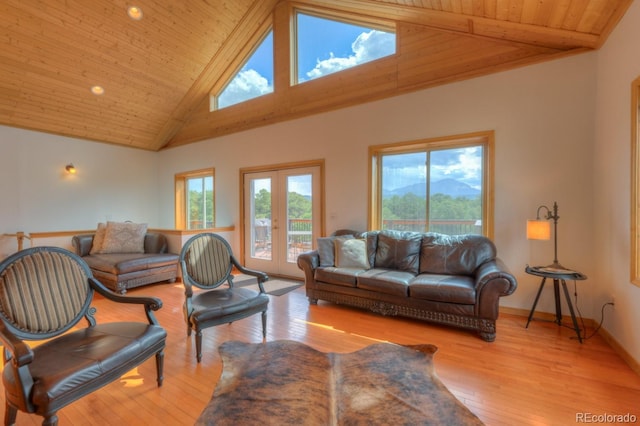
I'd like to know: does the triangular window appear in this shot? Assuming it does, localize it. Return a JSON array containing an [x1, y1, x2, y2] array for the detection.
[[295, 12, 395, 84], [215, 30, 274, 110]]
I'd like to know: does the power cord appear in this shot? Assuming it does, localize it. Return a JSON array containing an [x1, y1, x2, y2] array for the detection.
[[572, 280, 614, 341]]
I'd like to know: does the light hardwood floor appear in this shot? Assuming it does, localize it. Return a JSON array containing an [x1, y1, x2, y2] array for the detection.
[[2, 281, 639, 425]]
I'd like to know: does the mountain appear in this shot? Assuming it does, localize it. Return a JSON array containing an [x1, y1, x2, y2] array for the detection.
[[383, 178, 480, 199]]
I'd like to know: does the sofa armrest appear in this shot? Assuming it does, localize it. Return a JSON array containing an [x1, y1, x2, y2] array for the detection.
[[474, 258, 517, 319], [72, 234, 95, 257], [297, 250, 320, 285]]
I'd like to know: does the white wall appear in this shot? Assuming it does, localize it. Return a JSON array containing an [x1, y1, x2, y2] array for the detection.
[[0, 126, 160, 258], [594, 0, 640, 363], [158, 52, 598, 321]]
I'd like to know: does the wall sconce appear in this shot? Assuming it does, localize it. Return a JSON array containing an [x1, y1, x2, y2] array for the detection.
[[65, 164, 77, 174], [526, 201, 565, 270]]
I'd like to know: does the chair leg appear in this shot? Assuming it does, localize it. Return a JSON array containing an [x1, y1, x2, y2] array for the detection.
[[42, 414, 58, 426], [195, 330, 203, 363], [155, 349, 165, 387], [5, 402, 17, 426], [261, 310, 267, 342]]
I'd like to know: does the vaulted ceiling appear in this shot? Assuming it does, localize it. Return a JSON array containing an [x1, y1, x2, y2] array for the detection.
[[0, 0, 632, 151]]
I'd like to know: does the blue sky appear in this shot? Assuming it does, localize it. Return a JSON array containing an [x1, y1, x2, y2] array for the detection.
[[218, 12, 395, 108], [295, 14, 395, 82]]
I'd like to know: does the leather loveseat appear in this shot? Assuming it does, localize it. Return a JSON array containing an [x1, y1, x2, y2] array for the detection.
[[72, 232, 179, 294], [297, 230, 517, 341]]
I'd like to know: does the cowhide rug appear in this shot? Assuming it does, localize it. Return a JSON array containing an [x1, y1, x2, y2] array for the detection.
[[196, 340, 484, 425]]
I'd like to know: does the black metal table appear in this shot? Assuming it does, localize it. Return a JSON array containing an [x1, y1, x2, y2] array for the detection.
[[525, 265, 587, 343]]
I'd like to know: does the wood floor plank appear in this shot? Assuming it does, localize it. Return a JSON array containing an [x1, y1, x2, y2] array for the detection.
[[1, 281, 638, 425]]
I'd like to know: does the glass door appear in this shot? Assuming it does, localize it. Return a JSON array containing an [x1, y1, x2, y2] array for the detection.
[[245, 172, 276, 265], [244, 165, 321, 278]]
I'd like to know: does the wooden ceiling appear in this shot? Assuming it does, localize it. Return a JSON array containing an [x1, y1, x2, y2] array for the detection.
[[0, 0, 632, 151]]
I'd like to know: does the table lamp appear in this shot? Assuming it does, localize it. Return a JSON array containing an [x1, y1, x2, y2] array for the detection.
[[527, 201, 566, 270]]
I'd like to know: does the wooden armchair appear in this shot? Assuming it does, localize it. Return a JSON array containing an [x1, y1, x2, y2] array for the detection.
[[180, 233, 269, 362], [0, 247, 167, 426]]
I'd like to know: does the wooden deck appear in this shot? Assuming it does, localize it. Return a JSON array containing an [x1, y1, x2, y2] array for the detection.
[[2, 281, 639, 425]]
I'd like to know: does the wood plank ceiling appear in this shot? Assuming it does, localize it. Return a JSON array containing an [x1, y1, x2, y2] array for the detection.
[[0, 0, 632, 151]]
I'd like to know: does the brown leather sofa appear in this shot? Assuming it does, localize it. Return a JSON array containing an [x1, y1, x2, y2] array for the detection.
[[72, 232, 179, 294], [297, 230, 517, 341]]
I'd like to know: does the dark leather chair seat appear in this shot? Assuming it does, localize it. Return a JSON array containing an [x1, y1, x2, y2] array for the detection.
[[0, 247, 166, 425], [180, 233, 269, 362]]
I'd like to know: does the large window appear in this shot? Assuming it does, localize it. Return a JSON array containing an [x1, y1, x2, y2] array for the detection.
[[370, 132, 494, 237], [175, 169, 215, 230], [294, 11, 395, 84]]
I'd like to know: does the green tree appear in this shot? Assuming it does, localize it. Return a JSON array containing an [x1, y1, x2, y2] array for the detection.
[[429, 193, 480, 220], [254, 189, 272, 219], [188, 189, 213, 228], [252, 189, 313, 220], [288, 192, 312, 219], [382, 192, 481, 232], [382, 193, 426, 220]]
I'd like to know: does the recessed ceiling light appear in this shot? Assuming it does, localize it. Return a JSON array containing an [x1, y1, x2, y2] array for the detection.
[[127, 6, 143, 20], [91, 85, 105, 95]]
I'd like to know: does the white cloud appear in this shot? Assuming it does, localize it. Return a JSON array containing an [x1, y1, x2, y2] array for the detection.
[[305, 53, 358, 80], [305, 30, 395, 81], [352, 30, 396, 63], [218, 69, 273, 109], [427, 149, 482, 189]]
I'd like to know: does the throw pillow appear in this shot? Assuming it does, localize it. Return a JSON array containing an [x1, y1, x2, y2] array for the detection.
[[317, 235, 354, 267], [335, 238, 370, 269], [90, 222, 107, 254], [99, 221, 148, 254]]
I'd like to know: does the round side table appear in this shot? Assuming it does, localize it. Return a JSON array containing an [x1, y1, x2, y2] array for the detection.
[[524, 265, 587, 343]]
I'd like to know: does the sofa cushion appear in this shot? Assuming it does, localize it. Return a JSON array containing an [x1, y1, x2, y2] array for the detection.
[[100, 221, 148, 254], [317, 235, 354, 267], [409, 274, 476, 304], [357, 269, 413, 297], [314, 267, 362, 288], [335, 238, 370, 269], [419, 233, 496, 276], [83, 253, 179, 275], [90, 222, 107, 254], [374, 231, 422, 274]]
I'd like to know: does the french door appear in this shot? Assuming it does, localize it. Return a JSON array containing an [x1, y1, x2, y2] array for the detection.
[[243, 164, 322, 278]]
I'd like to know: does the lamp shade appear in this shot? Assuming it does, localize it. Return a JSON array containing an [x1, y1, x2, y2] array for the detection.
[[527, 220, 551, 240]]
